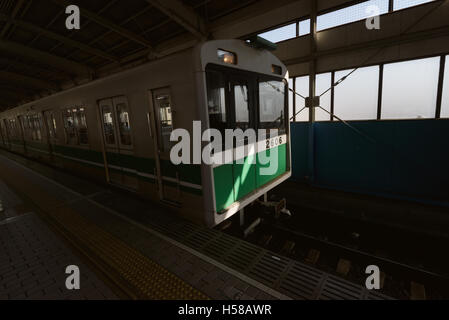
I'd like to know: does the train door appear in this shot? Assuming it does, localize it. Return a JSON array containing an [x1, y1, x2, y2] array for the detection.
[[43, 110, 57, 156], [99, 96, 139, 190], [16, 116, 27, 153], [1, 119, 10, 148], [0, 120, 4, 147], [150, 88, 180, 204]]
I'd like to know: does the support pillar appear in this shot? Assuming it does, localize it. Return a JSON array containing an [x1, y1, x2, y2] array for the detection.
[[307, 0, 317, 184]]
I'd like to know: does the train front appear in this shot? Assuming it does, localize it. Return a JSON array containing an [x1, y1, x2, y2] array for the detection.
[[195, 39, 292, 227]]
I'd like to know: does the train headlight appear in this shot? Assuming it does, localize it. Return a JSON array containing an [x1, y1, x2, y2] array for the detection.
[[217, 49, 237, 65], [272, 64, 282, 75]]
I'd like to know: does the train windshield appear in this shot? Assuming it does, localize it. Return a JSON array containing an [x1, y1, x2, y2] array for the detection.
[[206, 65, 287, 139], [258, 80, 286, 137], [206, 69, 228, 134]]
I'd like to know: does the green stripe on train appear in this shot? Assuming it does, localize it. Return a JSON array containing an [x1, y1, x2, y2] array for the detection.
[[53, 145, 200, 181], [28, 143, 203, 195], [26, 141, 50, 152], [213, 144, 287, 212]]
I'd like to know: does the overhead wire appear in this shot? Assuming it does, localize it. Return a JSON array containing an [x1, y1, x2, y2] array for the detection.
[[318, 0, 447, 98], [288, 0, 447, 141]]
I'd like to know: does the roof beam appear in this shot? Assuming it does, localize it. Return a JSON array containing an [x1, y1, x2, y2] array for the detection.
[[0, 90, 28, 101], [0, 98, 19, 108], [283, 25, 449, 66], [0, 70, 59, 91], [0, 0, 25, 38], [145, 0, 207, 39], [0, 58, 66, 78], [0, 39, 92, 75], [0, 98, 17, 104], [50, 0, 159, 55], [0, 14, 119, 62], [0, 93, 28, 108], [0, 84, 38, 96]]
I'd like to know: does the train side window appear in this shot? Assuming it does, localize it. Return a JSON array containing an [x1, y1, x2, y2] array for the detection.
[[63, 107, 89, 146], [51, 113, 57, 139], [20, 116, 29, 139], [6, 120, 11, 137], [101, 104, 116, 145], [37, 114, 43, 141], [46, 112, 57, 140], [258, 79, 287, 137], [76, 107, 89, 145], [233, 83, 250, 131], [206, 70, 227, 133], [3, 119, 9, 137], [155, 94, 173, 153], [27, 116, 34, 140], [30, 114, 42, 141], [63, 109, 79, 145], [116, 102, 132, 146], [6, 119, 12, 137], [9, 119, 18, 138]]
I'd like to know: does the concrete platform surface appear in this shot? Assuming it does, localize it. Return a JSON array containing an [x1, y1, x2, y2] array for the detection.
[[0, 212, 117, 300], [0, 151, 390, 300]]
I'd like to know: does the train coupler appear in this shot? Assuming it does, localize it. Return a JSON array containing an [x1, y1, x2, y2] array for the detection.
[[257, 197, 292, 219]]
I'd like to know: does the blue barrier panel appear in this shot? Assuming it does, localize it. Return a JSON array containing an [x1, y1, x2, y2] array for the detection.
[[290, 122, 309, 182], [290, 119, 449, 204]]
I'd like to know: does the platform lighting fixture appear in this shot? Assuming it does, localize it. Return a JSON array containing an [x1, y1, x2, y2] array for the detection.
[[217, 49, 237, 65]]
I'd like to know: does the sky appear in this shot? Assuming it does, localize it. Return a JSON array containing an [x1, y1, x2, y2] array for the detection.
[[257, 0, 447, 120]]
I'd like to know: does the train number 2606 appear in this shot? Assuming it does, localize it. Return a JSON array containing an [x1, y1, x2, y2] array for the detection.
[[266, 136, 283, 150]]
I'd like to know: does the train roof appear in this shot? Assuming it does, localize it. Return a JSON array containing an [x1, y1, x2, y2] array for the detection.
[[1, 39, 288, 116]]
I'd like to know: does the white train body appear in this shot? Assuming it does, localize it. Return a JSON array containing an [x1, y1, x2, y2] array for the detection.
[[0, 40, 291, 227]]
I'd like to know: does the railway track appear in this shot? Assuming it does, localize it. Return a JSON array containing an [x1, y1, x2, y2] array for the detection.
[[3, 149, 448, 300], [223, 199, 449, 300]]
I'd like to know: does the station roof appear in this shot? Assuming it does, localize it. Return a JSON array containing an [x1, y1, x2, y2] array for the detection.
[[0, 0, 257, 111], [2, 0, 447, 112]]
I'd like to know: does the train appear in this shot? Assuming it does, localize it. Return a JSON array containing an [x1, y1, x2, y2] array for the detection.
[[0, 39, 292, 227]]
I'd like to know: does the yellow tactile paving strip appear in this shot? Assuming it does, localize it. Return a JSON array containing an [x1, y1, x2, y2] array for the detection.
[[0, 158, 209, 300]]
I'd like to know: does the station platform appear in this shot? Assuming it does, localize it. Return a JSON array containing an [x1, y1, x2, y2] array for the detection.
[[0, 212, 117, 300], [0, 151, 390, 300]]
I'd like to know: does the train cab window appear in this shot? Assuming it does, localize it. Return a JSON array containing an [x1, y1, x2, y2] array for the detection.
[[233, 83, 250, 131], [206, 70, 227, 133], [102, 105, 116, 145], [258, 80, 286, 137], [116, 102, 132, 146]]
